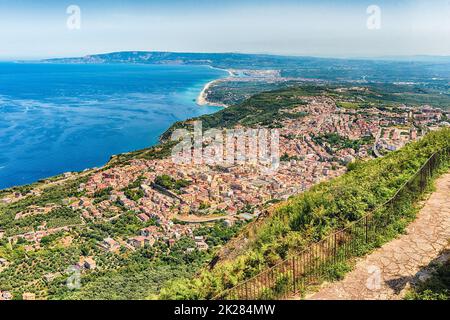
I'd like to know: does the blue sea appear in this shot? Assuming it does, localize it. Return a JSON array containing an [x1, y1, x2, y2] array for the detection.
[[0, 63, 226, 189]]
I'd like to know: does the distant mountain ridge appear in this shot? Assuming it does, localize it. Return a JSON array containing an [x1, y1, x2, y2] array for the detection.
[[43, 51, 341, 72], [43, 51, 450, 65]]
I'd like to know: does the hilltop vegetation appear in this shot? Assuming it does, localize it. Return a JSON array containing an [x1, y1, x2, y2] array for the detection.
[[0, 176, 89, 237], [162, 84, 449, 142], [160, 129, 450, 299]]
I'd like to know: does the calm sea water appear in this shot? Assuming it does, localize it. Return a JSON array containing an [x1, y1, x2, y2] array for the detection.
[[0, 63, 226, 189]]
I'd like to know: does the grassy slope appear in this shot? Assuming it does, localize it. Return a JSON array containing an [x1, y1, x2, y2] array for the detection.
[[159, 128, 450, 299]]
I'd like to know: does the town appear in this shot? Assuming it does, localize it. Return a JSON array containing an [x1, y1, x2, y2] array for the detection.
[[0, 90, 449, 300]]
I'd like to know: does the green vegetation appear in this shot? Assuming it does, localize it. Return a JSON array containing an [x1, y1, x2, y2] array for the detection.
[[40, 232, 65, 246], [162, 88, 312, 140], [82, 212, 145, 239], [194, 221, 245, 247], [0, 244, 81, 299], [336, 101, 361, 110], [0, 175, 89, 235], [124, 189, 144, 202], [159, 129, 450, 299], [46, 221, 243, 300], [163, 83, 449, 145], [210, 80, 450, 110], [51, 258, 199, 300], [45, 207, 83, 229], [0, 184, 36, 199], [206, 80, 304, 106], [312, 133, 374, 152], [280, 153, 301, 162], [154, 175, 191, 192], [0, 209, 244, 300], [405, 250, 450, 300], [1, 80, 449, 300], [107, 141, 178, 166], [93, 187, 113, 204], [121, 177, 146, 202]]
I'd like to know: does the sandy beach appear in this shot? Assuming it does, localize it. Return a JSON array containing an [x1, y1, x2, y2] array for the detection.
[[196, 68, 233, 108], [196, 79, 224, 106]]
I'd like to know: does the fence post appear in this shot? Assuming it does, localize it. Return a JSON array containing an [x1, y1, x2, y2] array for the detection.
[[365, 215, 369, 243], [292, 257, 297, 293], [334, 233, 337, 263]]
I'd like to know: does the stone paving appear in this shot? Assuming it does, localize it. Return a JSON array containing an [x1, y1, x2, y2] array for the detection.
[[307, 172, 450, 300]]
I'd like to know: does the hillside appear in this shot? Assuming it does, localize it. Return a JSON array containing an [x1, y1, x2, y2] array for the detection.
[[159, 128, 450, 299], [0, 83, 448, 300], [161, 84, 450, 142]]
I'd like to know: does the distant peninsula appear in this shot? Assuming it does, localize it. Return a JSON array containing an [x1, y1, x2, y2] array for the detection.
[[42, 51, 450, 86]]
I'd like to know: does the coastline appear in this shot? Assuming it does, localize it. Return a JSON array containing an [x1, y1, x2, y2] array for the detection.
[[0, 63, 232, 191], [196, 79, 228, 108], [196, 67, 233, 108]]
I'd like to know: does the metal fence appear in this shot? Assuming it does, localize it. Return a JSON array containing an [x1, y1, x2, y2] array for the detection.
[[216, 147, 450, 300]]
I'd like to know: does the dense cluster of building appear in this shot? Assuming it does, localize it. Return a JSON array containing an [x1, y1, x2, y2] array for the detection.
[[4, 95, 448, 260]]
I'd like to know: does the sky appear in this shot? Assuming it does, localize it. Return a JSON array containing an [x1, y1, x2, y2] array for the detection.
[[0, 0, 449, 59]]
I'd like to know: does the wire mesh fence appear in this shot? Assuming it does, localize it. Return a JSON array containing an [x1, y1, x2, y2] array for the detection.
[[216, 147, 450, 300]]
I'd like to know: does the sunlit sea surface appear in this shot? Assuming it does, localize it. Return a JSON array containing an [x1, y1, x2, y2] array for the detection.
[[0, 62, 225, 189]]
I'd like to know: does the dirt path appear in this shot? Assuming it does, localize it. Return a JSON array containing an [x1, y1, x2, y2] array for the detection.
[[171, 214, 227, 224], [307, 172, 450, 300]]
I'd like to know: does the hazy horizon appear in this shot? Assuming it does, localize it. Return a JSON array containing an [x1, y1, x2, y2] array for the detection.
[[0, 0, 449, 60], [2, 50, 450, 63]]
